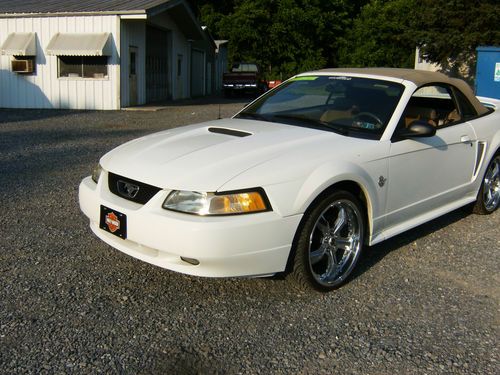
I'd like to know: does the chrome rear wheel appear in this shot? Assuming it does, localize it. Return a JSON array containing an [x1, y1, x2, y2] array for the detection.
[[474, 154, 500, 214], [483, 156, 500, 211]]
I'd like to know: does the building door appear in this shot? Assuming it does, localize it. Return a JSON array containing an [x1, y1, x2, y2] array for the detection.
[[129, 46, 138, 106], [191, 49, 205, 97], [206, 61, 212, 95], [146, 26, 170, 102]]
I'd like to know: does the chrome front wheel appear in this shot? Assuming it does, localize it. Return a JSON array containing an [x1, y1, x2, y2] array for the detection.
[[291, 190, 365, 291]]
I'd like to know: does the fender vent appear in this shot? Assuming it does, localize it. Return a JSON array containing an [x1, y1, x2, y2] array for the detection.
[[208, 127, 251, 137], [474, 141, 486, 176]]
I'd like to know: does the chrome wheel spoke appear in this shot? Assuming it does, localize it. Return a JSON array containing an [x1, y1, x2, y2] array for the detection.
[[324, 249, 339, 279], [485, 188, 492, 201], [490, 162, 499, 180], [332, 207, 346, 236], [484, 178, 492, 190], [310, 243, 329, 265], [316, 215, 330, 235], [335, 237, 352, 252]]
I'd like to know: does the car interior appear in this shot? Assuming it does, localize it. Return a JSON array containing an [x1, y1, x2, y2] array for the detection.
[[400, 95, 462, 128], [396, 83, 481, 131], [320, 86, 399, 129]]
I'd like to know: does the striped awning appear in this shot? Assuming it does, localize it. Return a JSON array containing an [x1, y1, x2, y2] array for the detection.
[[46, 32, 111, 56], [1, 32, 36, 55]]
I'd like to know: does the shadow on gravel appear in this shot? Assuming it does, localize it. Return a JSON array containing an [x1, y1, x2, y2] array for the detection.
[[352, 206, 473, 282], [0, 125, 143, 153], [0, 109, 89, 124], [135, 95, 253, 108], [0, 128, 145, 195]]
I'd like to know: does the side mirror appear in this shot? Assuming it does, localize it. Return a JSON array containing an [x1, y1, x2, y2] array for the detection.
[[397, 121, 436, 138]]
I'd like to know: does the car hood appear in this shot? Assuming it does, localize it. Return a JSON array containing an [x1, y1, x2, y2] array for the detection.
[[101, 118, 345, 191]]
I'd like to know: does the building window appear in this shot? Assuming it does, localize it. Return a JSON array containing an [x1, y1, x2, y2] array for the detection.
[[58, 56, 108, 78]]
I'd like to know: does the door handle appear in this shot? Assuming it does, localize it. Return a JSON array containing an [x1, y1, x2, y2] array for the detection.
[[460, 135, 473, 146]]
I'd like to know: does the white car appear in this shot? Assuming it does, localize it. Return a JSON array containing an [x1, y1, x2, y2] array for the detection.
[[79, 68, 500, 291]]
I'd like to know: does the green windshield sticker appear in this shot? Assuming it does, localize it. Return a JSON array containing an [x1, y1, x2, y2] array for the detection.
[[291, 76, 318, 81]]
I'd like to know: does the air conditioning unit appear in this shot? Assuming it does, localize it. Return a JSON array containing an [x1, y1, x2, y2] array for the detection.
[[12, 59, 34, 73]]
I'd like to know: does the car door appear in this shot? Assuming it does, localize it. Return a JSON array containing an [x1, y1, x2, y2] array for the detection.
[[385, 84, 477, 230]]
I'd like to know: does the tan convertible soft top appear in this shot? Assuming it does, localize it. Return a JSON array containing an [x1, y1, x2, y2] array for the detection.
[[315, 68, 489, 115]]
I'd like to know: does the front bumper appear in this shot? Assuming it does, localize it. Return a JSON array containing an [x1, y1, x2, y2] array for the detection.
[[79, 174, 302, 277], [223, 83, 258, 90]]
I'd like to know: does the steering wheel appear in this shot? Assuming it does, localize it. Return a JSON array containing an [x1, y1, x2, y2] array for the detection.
[[353, 112, 383, 127]]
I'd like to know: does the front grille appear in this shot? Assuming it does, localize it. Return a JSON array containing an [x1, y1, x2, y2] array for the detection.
[[108, 172, 162, 204]]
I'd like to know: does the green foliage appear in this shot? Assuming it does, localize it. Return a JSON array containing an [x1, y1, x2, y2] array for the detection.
[[339, 0, 417, 68], [194, 0, 500, 81], [415, 0, 500, 80], [198, 0, 356, 80]]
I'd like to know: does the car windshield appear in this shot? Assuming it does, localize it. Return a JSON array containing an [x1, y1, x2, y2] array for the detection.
[[236, 75, 404, 139], [231, 63, 259, 73]]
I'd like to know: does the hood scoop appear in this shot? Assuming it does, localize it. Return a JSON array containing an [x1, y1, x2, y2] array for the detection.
[[208, 127, 252, 138]]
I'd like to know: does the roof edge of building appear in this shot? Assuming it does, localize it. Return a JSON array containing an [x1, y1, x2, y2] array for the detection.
[[0, 10, 147, 18]]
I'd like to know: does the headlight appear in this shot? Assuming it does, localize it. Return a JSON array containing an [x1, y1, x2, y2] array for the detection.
[[91, 163, 103, 184], [162, 189, 271, 215]]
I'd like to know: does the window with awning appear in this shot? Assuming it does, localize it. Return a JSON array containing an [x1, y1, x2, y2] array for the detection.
[[46, 33, 111, 56], [46, 33, 112, 79]]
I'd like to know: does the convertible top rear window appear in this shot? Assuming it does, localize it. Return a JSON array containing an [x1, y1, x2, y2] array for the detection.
[[237, 76, 404, 139]]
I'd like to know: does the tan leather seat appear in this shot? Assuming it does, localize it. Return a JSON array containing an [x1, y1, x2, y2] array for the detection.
[[321, 108, 356, 123], [320, 97, 359, 123], [403, 106, 437, 127], [444, 109, 461, 124]]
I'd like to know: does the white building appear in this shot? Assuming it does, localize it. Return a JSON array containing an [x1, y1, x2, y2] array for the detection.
[[0, 0, 216, 110], [414, 47, 440, 72]]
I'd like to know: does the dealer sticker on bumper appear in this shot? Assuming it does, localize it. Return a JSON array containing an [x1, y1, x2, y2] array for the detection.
[[100, 205, 127, 239]]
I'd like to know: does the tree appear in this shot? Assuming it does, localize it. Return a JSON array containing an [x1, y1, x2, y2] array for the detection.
[[415, 0, 500, 80], [339, 0, 418, 68], [198, 0, 355, 80]]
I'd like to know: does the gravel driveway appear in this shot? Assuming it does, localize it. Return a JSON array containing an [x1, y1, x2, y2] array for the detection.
[[0, 99, 498, 374]]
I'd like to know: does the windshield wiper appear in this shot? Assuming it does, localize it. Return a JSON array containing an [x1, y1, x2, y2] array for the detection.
[[270, 114, 349, 135]]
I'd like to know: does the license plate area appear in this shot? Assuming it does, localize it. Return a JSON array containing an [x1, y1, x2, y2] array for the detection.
[[99, 205, 127, 239]]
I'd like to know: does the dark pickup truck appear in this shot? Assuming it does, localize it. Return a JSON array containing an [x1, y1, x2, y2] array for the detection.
[[223, 62, 268, 97]]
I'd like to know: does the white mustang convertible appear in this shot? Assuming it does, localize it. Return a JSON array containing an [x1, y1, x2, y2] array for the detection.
[[79, 68, 500, 291]]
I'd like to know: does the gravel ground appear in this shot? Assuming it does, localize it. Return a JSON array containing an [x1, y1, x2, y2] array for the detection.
[[0, 98, 498, 374]]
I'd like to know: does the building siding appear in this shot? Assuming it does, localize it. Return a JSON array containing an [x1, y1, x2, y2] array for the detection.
[[120, 20, 146, 107], [0, 15, 120, 109]]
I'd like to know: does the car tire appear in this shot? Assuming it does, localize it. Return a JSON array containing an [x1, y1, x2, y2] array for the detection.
[[290, 190, 365, 291], [473, 153, 500, 215]]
